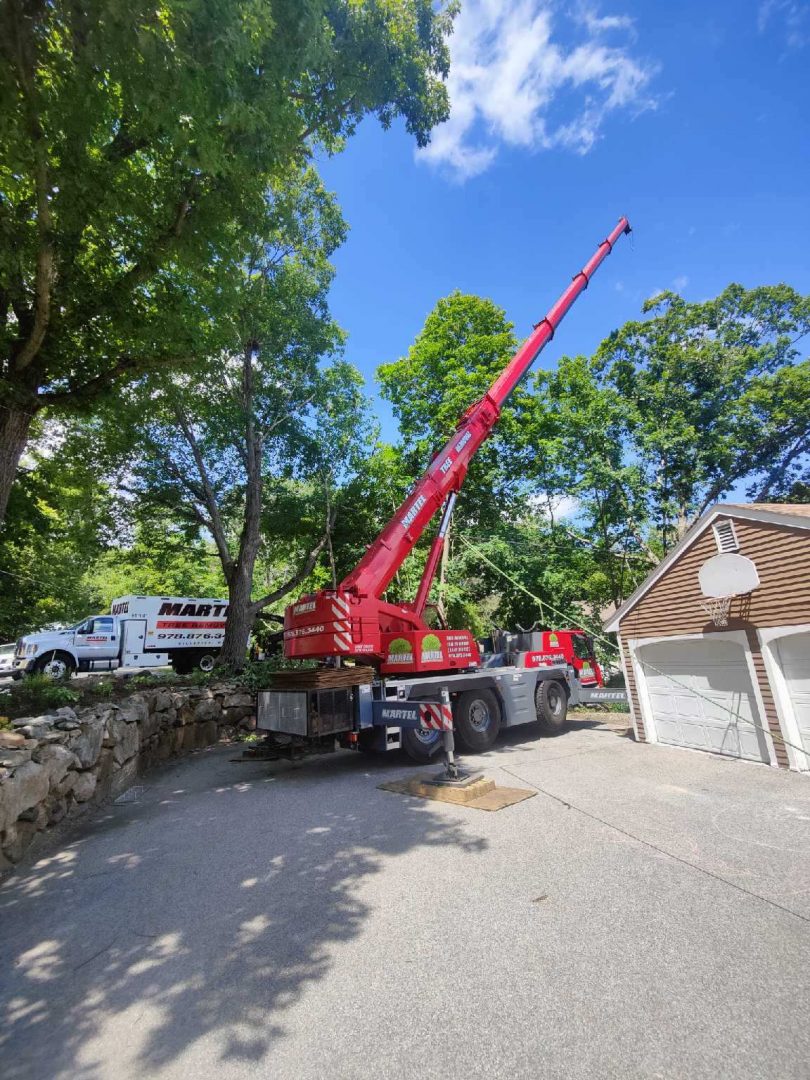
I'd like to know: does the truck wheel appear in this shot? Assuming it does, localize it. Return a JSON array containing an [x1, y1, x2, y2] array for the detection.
[[453, 689, 501, 753], [34, 651, 75, 680], [536, 679, 568, 734], [402, 725, 443, 763], [197, 652, 216, 673]]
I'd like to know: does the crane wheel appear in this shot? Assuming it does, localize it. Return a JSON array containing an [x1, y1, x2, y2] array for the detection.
[[536, 679, 568, 734], [402, 725, 443, 763], [453, 689, 502, 753]]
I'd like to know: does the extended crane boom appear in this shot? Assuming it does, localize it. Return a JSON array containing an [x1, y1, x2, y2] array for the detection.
[[285, 217, 631, 673]]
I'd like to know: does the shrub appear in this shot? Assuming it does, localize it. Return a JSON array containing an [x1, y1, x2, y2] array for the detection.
[[5, 675, 80, 719]]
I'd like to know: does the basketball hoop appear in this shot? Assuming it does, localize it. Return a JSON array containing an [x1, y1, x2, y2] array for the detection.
[[699, 595, 732, 627], [697, 551, 760, 627]]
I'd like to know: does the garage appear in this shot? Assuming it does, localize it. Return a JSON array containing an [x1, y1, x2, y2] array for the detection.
[[774, 632, 810, 765], [606, 503, 810, 772], [636, 637, 771, 764]]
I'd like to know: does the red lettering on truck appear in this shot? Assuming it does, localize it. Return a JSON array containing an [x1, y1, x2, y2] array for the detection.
[[156, 620, 227, 629]]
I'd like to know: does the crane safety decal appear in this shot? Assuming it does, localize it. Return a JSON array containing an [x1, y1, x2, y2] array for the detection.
[[330, 595, 352, 651], [418, 702, 453, 731]]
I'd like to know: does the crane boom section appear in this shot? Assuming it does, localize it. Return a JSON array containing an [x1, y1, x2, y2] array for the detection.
[[340, 217, 631, 601]]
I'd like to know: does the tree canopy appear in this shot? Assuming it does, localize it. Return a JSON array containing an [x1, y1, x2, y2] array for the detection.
[[0, 0, 456, 525]]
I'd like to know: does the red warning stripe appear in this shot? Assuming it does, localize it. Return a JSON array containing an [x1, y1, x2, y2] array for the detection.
[[156, 620, 227, 629]]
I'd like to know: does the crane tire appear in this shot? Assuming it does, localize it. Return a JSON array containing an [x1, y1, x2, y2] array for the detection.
[[402, 725, 443, 763], [536, 679, 568, 734], [453, 689, 502, 753]]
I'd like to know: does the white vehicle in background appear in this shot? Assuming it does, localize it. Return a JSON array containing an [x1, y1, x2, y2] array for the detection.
[[0, 642, 18, 680], [12, 596, 229, 679]]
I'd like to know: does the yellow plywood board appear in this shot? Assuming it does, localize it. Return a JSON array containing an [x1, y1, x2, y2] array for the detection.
[[378, 775, 536, 811], [465, 786, 536, 811]]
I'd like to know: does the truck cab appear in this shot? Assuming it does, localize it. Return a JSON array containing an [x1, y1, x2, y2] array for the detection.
[[518, 629, 603, 687], [14, 615, 124, 678], [482, 628, 604, 687]]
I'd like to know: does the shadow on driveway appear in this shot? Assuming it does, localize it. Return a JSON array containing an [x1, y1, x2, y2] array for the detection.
[[0, 746, 486, 1079]]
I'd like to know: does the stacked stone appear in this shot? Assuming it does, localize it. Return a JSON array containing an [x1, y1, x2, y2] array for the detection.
[[0, 684, 255, 870]]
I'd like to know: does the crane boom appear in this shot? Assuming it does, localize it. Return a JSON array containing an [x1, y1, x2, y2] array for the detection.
[[340, 216, 631, 600], [284, 217, 631, 672]]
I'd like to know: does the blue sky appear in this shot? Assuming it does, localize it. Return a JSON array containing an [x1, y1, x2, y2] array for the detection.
[[318, 0, 810, 444]]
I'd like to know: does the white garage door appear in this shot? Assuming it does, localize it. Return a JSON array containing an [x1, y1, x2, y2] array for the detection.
[[637, 637, 771, 764], [775, 633, 810, 763]]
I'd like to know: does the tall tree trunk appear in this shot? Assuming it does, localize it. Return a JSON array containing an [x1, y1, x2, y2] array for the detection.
[[0, 405, 36, 528], [217, 345, 263, 669], [219, 559, 260, 668]]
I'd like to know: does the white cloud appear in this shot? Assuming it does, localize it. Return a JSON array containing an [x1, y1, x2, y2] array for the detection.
[[418, 1, 658, 180], [758, 1, 809, 49], [672, 274, 689, 291]]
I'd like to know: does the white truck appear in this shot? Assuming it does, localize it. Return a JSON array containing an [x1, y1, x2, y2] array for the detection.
[[12, 595, 229, 679]]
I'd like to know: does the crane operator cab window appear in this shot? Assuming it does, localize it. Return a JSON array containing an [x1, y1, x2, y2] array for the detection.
[[572, 633, 596, 661]]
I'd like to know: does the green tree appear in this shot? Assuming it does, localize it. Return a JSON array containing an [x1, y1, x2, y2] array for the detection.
[[374, 292, 606, 626], [0, 0, 456, 525], [599, 285, 810, 541], [89, 514, 227, 608], [0, 432, 113, 638], [95, 169, 372, 667], [377, 291, 535, 532]]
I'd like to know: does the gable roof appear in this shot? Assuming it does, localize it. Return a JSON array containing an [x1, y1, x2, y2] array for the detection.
[[604, 502, 810, 633], [737, 502, 810, 518]]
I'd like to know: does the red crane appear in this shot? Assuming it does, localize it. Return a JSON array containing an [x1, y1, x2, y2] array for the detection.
[[284, 217, 631, 674]]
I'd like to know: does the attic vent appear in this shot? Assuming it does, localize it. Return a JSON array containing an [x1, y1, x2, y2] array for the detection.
[[712, 519, 739, 554]]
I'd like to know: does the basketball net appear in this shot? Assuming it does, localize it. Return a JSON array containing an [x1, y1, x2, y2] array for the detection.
[[699, 595, 732, 626]]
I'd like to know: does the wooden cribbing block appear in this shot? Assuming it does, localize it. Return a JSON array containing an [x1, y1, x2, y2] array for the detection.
[[378, 775, 536, 811]]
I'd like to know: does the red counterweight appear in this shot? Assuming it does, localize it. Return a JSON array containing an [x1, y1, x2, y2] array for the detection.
[[285, 217, 631, 673]]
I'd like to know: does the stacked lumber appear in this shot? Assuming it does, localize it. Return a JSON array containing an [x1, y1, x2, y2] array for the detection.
[[268, 666, 374, 690]]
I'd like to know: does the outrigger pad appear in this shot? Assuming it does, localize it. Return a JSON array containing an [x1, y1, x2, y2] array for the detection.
[[378, 774, 536, 811]]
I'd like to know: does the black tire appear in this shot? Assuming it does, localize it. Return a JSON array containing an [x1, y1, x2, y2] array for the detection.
[[453, 688, 502, 753], [171, 651, 216, 675], [33, 651, 76, 680], [536, 679, 568, 734], [402, 725, 443, 763]]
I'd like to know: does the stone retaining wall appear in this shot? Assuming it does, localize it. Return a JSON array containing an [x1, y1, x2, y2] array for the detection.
[[0, 684, 255, 870]]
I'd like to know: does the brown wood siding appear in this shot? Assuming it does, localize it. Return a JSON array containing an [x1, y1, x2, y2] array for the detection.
[[618, 516, 810, 640], [617, 515, 810, 765]]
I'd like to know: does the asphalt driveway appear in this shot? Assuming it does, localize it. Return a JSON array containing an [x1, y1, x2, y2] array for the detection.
[[1, 720, 809, 1079]]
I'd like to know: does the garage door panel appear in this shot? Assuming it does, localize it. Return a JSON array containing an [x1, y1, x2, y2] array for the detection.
[[638, 637, 770, 765], [775, 633, 810, 759], [701, 692, 754, 724], [679, 720, 713, 750], [739, 729, 770, 759]]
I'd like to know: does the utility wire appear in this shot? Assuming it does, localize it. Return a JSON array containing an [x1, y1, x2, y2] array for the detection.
[[459, 534, 808, 763]]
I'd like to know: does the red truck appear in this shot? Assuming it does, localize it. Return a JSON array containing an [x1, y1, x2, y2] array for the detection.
[[515, 628, 603, 687]]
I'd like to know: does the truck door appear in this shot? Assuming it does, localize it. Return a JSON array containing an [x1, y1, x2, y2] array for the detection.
[[74, 616, 119, 665]]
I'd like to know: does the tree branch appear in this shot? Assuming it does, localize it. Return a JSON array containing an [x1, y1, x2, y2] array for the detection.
[[250, 506, 337, 613], [38, 354, 194, 409], [9, 0, 54, 371], [754, 432, 810, 500], [172, 402, 234, 577]]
